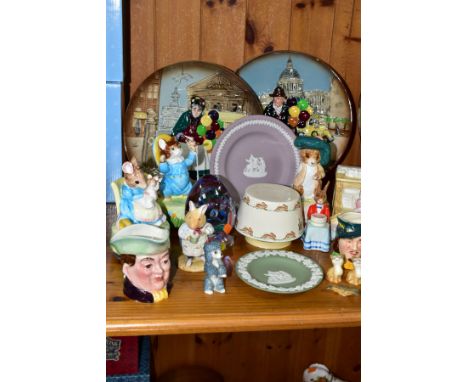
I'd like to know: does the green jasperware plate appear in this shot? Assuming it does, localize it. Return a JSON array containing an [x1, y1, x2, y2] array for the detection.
[[235, 250, 324, 294]]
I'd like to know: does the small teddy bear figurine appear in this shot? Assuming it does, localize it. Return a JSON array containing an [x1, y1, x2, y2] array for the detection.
[[203, 240, 227, 295], [326, 252, 344, 284], [178, 201, 215, 272]]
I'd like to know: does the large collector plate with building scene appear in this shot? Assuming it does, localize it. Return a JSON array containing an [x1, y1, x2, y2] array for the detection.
[[209, 115, 300, 202], [236, 250, 324, 294], [123, 61, 263, 172], [237, 51, 356, 169]]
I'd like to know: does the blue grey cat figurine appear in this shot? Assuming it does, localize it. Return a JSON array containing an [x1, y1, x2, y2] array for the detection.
[[203, 241, 226, 294]]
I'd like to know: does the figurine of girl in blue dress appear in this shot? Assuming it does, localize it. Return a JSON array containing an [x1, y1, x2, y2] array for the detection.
[[158, 137, 197, 197]]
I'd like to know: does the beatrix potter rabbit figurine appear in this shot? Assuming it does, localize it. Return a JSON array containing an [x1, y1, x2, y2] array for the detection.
[[178, 201, 214, 272], [326, 252, 344, 284], [118, 157, 165, 229], [307, 182, 330, 221], [203, 241, 227, 294], [303, 182, 331, 252], [158, 137, 197, 197], [132, 173, 166, 226]]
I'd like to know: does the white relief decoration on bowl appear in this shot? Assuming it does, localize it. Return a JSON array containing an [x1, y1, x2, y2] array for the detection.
[[243, 154, 267, 178], [264, 270, 296, 285], [213, 119, 300, 175], [236, 250, 323, 293]]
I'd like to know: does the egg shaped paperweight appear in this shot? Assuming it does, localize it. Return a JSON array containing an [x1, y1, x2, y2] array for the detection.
[[185, 175, 236, 245]]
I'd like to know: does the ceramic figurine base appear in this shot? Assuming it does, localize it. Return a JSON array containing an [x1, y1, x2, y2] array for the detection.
[[178, 255, 205, 272], [245, 236, 291, 249]]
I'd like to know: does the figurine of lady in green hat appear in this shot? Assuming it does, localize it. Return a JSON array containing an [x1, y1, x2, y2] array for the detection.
[[263, 86, 289, 125], [110, 224, 171, 303], [172, 96, 206, 145]]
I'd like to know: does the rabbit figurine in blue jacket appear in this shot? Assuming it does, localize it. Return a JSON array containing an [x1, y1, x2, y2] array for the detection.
[[203, 241, 226, 294]]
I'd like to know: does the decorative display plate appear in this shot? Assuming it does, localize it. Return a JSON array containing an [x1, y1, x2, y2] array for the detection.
[[123, 61, 262, 172], [235, 250, 323, 294], [209, 115, 300, 201], [237, 51, 356, 170]]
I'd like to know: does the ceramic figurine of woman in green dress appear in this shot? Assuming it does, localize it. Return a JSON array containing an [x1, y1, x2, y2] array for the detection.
[[172, 96, 206, 145]]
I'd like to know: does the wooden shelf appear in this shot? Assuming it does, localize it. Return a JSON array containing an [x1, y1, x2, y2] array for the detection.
[[106, 231, 360, 336]]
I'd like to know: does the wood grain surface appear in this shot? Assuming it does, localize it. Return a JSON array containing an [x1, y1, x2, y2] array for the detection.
[[200, 0, 247, 70], [154, 327, 361, 382], [106, 230, 360, 337], [244, 0, 292, 61], [290, 0, 336, 63], [155, 0, 201, 70]]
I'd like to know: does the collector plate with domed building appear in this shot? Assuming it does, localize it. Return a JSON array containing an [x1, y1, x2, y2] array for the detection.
[[237, 51, 356, 169]]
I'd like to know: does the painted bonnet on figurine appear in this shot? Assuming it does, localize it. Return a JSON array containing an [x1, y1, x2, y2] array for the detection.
[[110, 224, 171, 303]]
